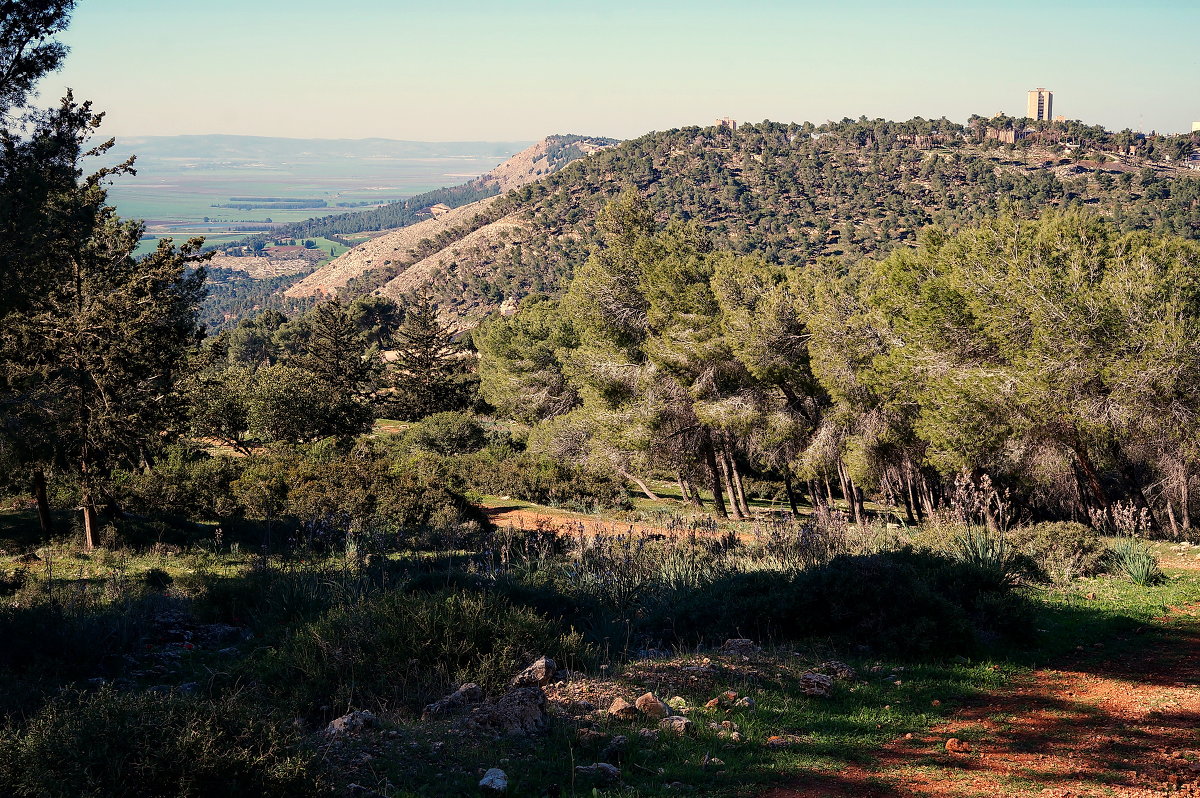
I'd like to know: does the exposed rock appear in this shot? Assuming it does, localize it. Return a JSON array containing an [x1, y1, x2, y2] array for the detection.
[[576, 728, 610, 748], [638, 728, 660, 740], [817, 660, 858, 681], [945, 737, 971, 753], [574, 762, 621, 784], [599, 734, 628, 763], [325, 710, 377, 736], [719, 638, 761, 656], [467, 687, 549, 736], [659, 716, 694, 736], [479, 768, 509, 793], [423, 682, 484, 719], [734, 696, 756, 710], [607, 697, 639, 720], [511, 656, 557, 688], [635, 692, 669, 718], [800, 672, 835, 697]]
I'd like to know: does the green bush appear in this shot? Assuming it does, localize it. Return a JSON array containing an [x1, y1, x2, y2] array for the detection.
[[402, 411, 487, 455], [1007, 521, 1107, 583], [1106, 537, 1164, 585], [451, 446, 630, 512], [649, 550, 1031, 656], [0, 689, 323, 797], [120, 445, 243, 522], [259, 588, 591, 712]]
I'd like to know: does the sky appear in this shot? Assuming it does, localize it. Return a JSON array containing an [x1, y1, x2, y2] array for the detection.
[[42, 0, 1200, 141]]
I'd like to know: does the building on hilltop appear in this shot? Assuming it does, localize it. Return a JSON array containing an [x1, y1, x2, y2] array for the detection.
[[1027, 88, 1053, 121], [716, 117, 737, 131]]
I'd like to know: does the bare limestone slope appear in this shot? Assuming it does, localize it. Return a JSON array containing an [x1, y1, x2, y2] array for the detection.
[[284, 135, 616, 300], [284, 197, 500, 298]]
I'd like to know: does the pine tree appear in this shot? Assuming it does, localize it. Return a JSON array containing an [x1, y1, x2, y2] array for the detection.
[[385, 293, 475, 420]]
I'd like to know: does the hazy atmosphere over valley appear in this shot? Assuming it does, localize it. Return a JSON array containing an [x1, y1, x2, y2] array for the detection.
[[2, 2, 1200, 796]]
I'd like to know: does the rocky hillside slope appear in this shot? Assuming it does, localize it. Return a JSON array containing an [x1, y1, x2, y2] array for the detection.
[[284, 135, 616, 300], [291, 118, 1198, 326]]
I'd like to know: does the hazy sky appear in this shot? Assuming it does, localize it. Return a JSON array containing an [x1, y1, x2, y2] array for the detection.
[[43, 0, 1200, 141]]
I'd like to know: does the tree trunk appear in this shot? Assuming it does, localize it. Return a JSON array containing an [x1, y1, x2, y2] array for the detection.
[[782, 465, 801, 516], [619, 468, 660, 501], [718, 448, 744, 520], [837, 461, 858, 524], [1071, 442, 1111, 519], [1165, 497, 1181, 539], [32, 469, 53, 536], [684, 478, 706, 508], [702, 434, 728, 519], [1107, 441, 1161, 534], [677, 473, 691, 503], [824, 474, 835, 507], [81, 494, 98, 551], [1182, 471, 1191, 532], [854, 483, 867, 525], [905, 461, 923, 523], [726, 445, 751, 517]]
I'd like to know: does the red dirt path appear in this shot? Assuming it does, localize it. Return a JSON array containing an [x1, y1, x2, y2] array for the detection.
[[766, 603, 1200, 797]]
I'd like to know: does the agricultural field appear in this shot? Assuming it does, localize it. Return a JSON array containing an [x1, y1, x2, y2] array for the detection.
[[98, 136, 531, 254]]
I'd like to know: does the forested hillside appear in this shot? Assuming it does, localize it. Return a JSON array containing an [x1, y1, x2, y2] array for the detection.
[[306, 117, 1199, 323]]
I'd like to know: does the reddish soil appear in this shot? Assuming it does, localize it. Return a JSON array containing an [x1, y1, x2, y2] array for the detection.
[[766, 603, 1200, 797], [483, 505, 673, 538]]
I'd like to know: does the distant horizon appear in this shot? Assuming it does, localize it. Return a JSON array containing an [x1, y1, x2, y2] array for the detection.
[[42, 1, 1200, 141]]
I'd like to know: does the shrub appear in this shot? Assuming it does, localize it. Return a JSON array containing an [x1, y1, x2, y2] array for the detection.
[[452, 446, 630, 512], [651, 550, 1031, 656], [950, 526, 1022, 589], [402, 411, 487, 455], [1106, 538, 1164, 585], [1007, 521, 1106, 583], [0, 689, 323, 797], [259, 588, 591, 712]]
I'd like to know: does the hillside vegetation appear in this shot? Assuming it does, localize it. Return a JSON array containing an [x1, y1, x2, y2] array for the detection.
[[281, 117, 1199, 324]]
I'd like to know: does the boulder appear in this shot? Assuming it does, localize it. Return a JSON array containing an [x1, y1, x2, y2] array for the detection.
[[468, 687, 549, 736], [422, 682, 484, 719], [799, 672, 834, 697], [511, 656, 557, 688], [599, 734, 628, 763], [574, 762, 621, 784], [479, 768, 508, 793], [325, 710, 377, 736], [635, 692, 669, 718], [607, 697, 639, 720], [817, 660, 858, 681], [719, 638, 760, 656], [659, 715, 694, 736]]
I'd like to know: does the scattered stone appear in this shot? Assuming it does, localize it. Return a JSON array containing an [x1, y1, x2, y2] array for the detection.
[[468, 687, 549, 737], [574, 762, 621, 784], [423, 682, 484, 719], [734, 696, 755, 710], [326, 710, 377, 737], [719, 638, 760, 656], [1085, 592, 1098, 600], [479, 768, 509, 793], [704, 697, 721, 709], [945, 737, 971, 753], [85, 677, 107, 688], [218, 646, 240, 656], [511, 656, 557, 688], [635, 692, 669, 718], [608, 697, 639, 720], [800, 672, 835, 697], [721, 690, 738, 702], [659, 716, 694, 736], [638, 728, 660, 741], [931, 699, 941, 707]]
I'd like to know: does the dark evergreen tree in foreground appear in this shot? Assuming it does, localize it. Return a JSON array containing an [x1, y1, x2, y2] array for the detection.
[[0, 2, 208, 548]]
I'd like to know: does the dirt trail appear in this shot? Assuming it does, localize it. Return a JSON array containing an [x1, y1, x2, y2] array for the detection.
[[767, 603, 1200, 797], [483, 505, 674, 538]]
